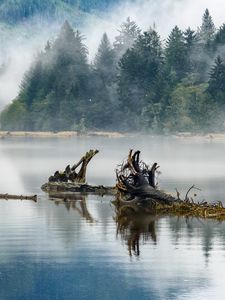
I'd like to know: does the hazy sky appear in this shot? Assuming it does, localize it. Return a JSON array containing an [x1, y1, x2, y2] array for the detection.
[[84, 0, 225, 55], [1, 0, 225, 109]]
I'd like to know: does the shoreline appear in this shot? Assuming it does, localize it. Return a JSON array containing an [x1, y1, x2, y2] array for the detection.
[[0, 130, 125, 138], [173, 132, 225, 141], [0, 130, 225, 141]]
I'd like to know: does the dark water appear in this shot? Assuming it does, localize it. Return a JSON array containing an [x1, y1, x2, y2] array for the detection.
[[0, 136, 225, 300]]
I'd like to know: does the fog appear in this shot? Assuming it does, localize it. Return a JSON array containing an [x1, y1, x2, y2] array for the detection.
[[0, 0, 225, 109]]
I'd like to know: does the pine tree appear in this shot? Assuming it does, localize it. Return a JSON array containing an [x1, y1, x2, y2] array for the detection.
[[89, 33, 118, 129], [113, 17, 141, 59], [208, 56, 225, 103], [117, 28, 164, 130], [183, 27, 200, 75], [199, 8, 216, 44], [184, 27, 198, 51], [3, 21, 91, 131], [165, 26, 187, 79], [213, 24, 225, 46], [94, 33, 116, 82]]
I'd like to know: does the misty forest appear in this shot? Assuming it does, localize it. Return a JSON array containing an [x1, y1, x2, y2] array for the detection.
[[1, 8, 225, 133]]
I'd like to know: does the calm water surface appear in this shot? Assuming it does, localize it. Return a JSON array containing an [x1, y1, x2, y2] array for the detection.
[[0, 135, 225, 300]]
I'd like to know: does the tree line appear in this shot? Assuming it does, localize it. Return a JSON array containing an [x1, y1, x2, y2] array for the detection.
[[0, 0, 117, 24], [2, 9, 225, 133]]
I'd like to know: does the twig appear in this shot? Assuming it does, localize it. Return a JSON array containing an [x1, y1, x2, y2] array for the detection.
[[185, 185, 201, 201]]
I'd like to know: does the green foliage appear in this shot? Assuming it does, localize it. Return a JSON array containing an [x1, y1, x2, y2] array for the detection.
[[165, 26, 187, 80], [199, 8, 216, 44], [0, 0, 118, 24], [94, 33, 116, 82], [208, 56, 225, 106], [113, 17, 141, 59], [1, 100, 27, 130], [2, 9, 225, 134]]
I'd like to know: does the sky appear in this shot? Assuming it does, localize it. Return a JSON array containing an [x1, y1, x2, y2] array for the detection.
[[1, 0, 225, 109], [84, 0, 225, 55]]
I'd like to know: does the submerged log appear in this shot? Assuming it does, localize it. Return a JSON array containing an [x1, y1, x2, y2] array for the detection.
[[0, 193, 37, 201]]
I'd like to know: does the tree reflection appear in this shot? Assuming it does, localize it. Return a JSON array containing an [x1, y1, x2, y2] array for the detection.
[[49, 193, 95, 223], [114, 203, 158, 256]]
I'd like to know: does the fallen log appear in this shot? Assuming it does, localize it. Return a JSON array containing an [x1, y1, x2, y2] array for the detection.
[[42, 182, 115, 195], [0, 193, 37, 201]]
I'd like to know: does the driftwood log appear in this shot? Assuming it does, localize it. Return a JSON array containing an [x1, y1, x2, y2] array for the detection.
[[0, 193, 37, 201], [115, 150, 225, 221], [48, 149, 99, 184], [42, 182, 115, 195], [42, 148, 225, 220], [116, 149, 176, 204], [42, 149, 115, 195]]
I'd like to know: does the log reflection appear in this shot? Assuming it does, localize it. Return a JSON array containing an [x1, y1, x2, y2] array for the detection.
[[114, 203, 158, 256], [49, 193, 94, 223]]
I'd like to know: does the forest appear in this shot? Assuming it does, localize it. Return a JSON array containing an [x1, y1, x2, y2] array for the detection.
[[0, 0, 117, 24], [1, 9, 225, 133]]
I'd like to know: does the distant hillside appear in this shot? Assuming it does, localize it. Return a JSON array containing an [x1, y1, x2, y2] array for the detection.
[[0, 0, 119, 24]]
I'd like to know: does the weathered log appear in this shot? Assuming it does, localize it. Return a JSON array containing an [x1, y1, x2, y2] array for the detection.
[[48, 149, 99, 184], [42, 182, 116, 195], [43, 149, 116, 195], [42, 148, 225, 221], [115, 150, 225, 221], [0, 193, 37, 201], [116, 149, 176, 203]]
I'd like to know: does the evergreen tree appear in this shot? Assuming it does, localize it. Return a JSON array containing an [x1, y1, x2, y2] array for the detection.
[[3, 21, 91, 131], [184, 27, 199, 74], [208, 56, 225, 104], [118, 28, 164, 130], [214, 24, 225, 45], [184, 27, 198, 51], [94, 33, 116, 82], [89, 33, 119, 129], [165, 26, 187, 80], [213, 23, 225, 58], [113, 17, 141, 59], [199, 8, 216, 44]]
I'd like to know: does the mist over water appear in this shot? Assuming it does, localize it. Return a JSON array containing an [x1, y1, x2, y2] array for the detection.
[[1, 135, 225, 200], [1, 135, 225, 299], [0, 0, 225, 109]]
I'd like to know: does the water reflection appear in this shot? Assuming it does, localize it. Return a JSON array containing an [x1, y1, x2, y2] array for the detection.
[[1, 136, 225, 299], [49, 193, 95, 223], [114, 204, 157, 256], [113, 200, 225, 265]]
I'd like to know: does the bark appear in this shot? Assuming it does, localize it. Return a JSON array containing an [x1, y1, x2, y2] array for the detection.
[[48, 149, 99, 184], [116, 149, 176, 204], [42, 182, 115, 195]]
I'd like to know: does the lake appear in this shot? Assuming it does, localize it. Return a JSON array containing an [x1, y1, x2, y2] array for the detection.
[[0, 135, 225, 300]]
